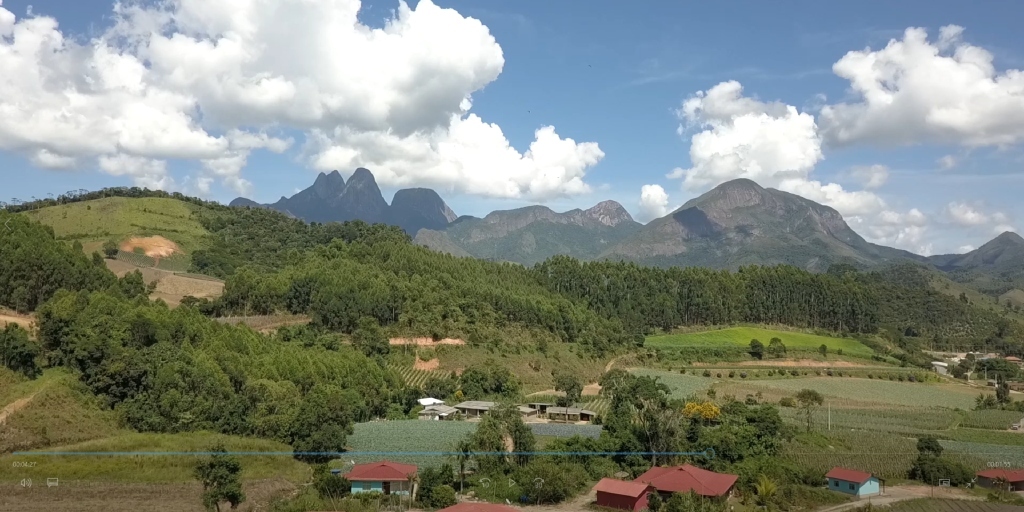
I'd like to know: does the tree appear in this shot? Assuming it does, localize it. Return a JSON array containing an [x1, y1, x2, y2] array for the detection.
[[352, 317, 389, 358], [313, 464, 350, 501], [753, 474, 779, 509], [554, 371, 583, 407], [996, 379, 1011, 405], [767, 338, 786, 358], [647, 491, 663, 512], [749, 339, 764, 360], [289, 385, 357, 464], [795, 389, 824, 432], [193, 445, 245, 512], [0, 324, 40, 378], [430, 485, 457, 508], [818, 344, 828, 358], [916, 436, 943, 457], [454, 439, 473, 492], [102, 240, 119, 259]]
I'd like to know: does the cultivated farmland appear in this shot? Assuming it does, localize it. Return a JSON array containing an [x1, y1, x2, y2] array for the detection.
[[962, 409, 1024, 430], [344, 421, 478, 467], [857, 499, 1024, 512], [645, 326, 875, 358], [715, 377, 979, 409], [629, 369, 715, 399]]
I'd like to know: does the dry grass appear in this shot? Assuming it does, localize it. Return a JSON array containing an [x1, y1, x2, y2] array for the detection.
[[104, 259, 224, 307], [119, 236, 183, 258], [0, 478, 297, 512]]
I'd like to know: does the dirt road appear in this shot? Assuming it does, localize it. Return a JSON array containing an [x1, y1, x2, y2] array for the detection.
[[815, 485, 979, 511], [0, 393, 38, 425]]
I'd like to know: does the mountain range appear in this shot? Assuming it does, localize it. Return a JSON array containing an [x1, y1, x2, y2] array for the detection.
[[231, 169, 1024, 299]]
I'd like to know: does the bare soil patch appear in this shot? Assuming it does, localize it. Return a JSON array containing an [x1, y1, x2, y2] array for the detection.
[[104, 259, 223, 307], [414, 358, 441, 371], [734, 359, 869, 368], [0, 393, 37, 425], [389, 337, 466, 347], [0, 309, 34, 329], [582, 383, 602, 396], [119, 235, 182, 259]]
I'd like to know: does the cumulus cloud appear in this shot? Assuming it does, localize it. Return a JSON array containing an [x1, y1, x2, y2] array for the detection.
[[958, 244, 976, 253], [0, 0, 602, 199], [819, 25, 1024, 148], [937, 155, 957, 170], [637, 184, 673, 222], [848, 164, 889, 189]]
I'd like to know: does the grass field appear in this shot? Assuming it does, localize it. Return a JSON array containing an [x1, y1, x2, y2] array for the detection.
[[859, 499, 1024, 511], [646, 327, 875, 358], [23, 197, 210, 254], [5, 432, 309, 483], [715, 377, 979, 409], [962, 409, 1024, 430], [629, 369, 715, 399], [778, 406, 962, 434]]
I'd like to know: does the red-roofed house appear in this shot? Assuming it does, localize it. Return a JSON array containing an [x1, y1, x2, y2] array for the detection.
[[635, 464, 738, 498], [439, 503, 520, 512], [977, 469, 1024, 491], [826, 467, 883, 497], [347, 461, 418, 496], [593, 478, 654, 511]]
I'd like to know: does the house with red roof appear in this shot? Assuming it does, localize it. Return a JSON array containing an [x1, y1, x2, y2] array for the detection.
[[593, 478, 654, 511], [346, 461, 418, 496], [634, 464, 738, 498], [977, 469, 1024, 491], [826, 467, 883, 497]]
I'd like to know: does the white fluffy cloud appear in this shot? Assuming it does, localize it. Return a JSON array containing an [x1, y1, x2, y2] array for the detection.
[[819, 25, 1024, 148], [637, 184, 673, 222], [670, 80, 931, 252], [848, 164, 889, 189], [945, 202, 1016, 234], [0, 0, 602, 199], [937, 155, 957, 170]]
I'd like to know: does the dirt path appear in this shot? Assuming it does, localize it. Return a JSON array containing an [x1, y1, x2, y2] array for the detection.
[[605, 355, 625, 372], [0, 393, 38, 425], [814, 485, 979, 511], [0, 310, 34, 329]]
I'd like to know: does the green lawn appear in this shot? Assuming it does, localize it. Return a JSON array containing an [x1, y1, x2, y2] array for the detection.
[[6, 432, 308, 483], [23, 197, 210, 254], [646, 327, 875, 358]]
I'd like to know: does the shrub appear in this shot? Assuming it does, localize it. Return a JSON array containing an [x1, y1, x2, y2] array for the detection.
[[430, 485, 457, 508], [898, 374, 906, 382], [815, 370, 822, 376], [837, 348, 843, 356], [702, 370, 712, 378], [868, 373, 874, 379], [779, 397, 795, 407], [908, 374, 916, 382], [790, 370, 799, 377], [740, 372, 747, 379], [728, 371, 735, 378], [716, 373, 722, 378], [826, 369, 833, 376]]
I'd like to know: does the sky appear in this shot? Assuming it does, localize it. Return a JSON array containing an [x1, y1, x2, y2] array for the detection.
[[1, 0, 1023, 255]]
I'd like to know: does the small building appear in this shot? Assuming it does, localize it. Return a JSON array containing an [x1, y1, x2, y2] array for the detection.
[[593, 478, 654, 511], [418, 397, 445, 407], [931, 361, 949, 375], [347, 461, 418, 496], [635, 464, 737, 498], [1006, 356, 1023, 367], [826, 467, 883, 497], [454, 400, 496, 418], [527, 402, 553, 415], [546, 406, 597, 423], [418, 404, 459, 421], [438, 503, 521, 512], [518, 405, 538, 418], [977, 469, 1024, 491]]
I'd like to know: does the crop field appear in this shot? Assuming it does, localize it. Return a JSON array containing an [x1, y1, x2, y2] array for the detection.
[[387, 364, 446, 388], [645, 327, 874, 358], [863, 499, 1024, 512], [629, 369, 715, 399], [962, 409, 1024, 430], [941, 428, 1024, 447], [781, 431, 919, 480], [24, 197, 210, 253], [344, 420, 478, 467], [940, 440, 1024, 469], [778, 406, 962, 434], [715, 377, 979, 409], [526, 423, 602, 439]]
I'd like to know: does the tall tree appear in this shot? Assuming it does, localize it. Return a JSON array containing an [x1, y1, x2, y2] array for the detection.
[[795, 389, 824, 433], [193, 445, 246, 512], [553, 371, 583, 407]]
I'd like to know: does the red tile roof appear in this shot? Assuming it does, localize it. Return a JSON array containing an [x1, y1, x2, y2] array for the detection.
[[1006, 356, 1022, 362], [439, 503, 520, 512], [826, 467, 875, 485], [593, 478, 653, 498], [346, 460, 418, 481], [977, 469, 1024, 483], [635, 464, 737, 497]]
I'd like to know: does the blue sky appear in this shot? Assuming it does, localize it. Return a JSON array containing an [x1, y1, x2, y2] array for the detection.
[[1, 0, 1022, 254]]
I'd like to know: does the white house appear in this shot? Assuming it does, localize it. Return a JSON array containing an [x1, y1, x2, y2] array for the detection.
[[931, 361, 949, 375], [418, 397, 445, 406]]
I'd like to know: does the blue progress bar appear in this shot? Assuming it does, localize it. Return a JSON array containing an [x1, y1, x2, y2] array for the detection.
[[12, 450, 715, 459]]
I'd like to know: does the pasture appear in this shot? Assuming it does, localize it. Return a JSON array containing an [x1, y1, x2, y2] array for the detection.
[[715, 376, 979, 409], [629, 369, 715, 399], [646, 326, 875, 358], [23, 197, 210, 254]]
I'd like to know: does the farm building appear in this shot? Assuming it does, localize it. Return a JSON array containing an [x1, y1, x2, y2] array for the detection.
[[593, 478, 654, 511], [546, 406, 597, 423], [438, 503, 520, 512], [826, 467, 883, 497], [1006, 356, 1023, 367], [418, 404, 459, 420], [635, 464, 737, 498], [931, 361, 949, 375], [347, 461, 418, 496], [976, 469, 1024, 491], [527, 402, 552, 415], [518, 405, 538, 418], [418, 397, 445, 406], [454, 401, 496, 418]]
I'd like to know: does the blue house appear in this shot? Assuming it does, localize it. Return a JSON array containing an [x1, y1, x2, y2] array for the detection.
[[826, 467, 883, 497], [347, 461, 418, 496]]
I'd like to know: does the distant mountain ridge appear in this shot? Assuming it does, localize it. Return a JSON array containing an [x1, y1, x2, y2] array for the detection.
[[230, 168, 456, 236]]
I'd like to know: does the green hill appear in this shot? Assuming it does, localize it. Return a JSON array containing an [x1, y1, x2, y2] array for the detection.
[[22, 197, 211, 255]]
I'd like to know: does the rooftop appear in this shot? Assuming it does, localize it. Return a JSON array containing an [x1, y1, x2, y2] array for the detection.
[[439, 502, 521, 512], [346, 461, 418, 482], [635, 464, 737, 497], [420, 404, 459, 415], [593, 478, 652, 498], [454, 401, 496, 410], [977, 469, 1024, 483], [826, 467, 876, 485], [547, 407, 597, 415]]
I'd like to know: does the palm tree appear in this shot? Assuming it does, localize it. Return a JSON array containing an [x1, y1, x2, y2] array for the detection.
[[754, 474, 778, 510], [455, 439, 473, 493]]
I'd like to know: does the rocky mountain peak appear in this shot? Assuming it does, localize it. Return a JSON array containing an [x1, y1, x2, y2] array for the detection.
[[585, 200, 633, 227], [389, 188, 459, 235], [311, 170, 346, 199]]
